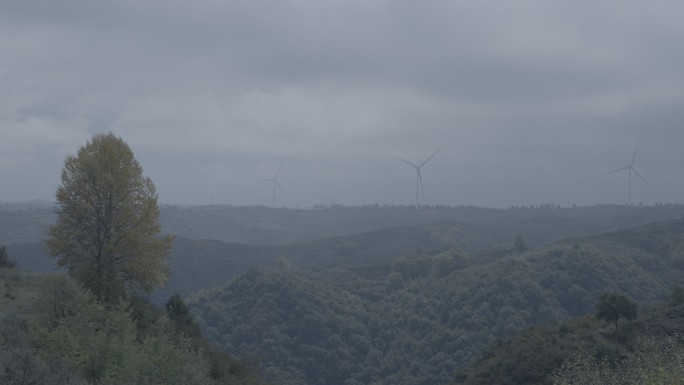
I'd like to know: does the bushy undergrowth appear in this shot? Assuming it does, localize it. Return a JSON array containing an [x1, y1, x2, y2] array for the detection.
[[0, 270, 263, 385]]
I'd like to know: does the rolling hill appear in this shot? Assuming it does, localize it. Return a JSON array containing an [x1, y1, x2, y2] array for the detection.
[[6, 220, 517, 302], [186, 218, 684, 385], [4, 203, 684, 246], [5, 203, 684, 300]]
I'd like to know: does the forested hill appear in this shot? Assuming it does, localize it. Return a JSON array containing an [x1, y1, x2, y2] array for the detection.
[[7, 219, 510, 301], [157, 220, 512, 301], [8, 204, 684, 301], [13, 215, 679, 303], [453, 296, 684, 385], [187, 218, 684, 385], [4, 203, 684, 245]]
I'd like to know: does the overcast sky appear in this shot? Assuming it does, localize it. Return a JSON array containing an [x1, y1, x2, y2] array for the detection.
[[2, 0, 683, 208]]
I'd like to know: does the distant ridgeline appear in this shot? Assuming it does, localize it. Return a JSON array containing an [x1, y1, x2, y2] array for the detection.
[[6, 203, 684, 281], [4, 202, 684, 245], [187, 218, 684, 385]]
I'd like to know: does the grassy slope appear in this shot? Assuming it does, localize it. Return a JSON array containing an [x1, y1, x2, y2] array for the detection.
[[0, 268, 47, 322]]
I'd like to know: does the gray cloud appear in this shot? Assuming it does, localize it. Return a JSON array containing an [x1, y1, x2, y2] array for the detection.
[[1, 0, 683, 207]]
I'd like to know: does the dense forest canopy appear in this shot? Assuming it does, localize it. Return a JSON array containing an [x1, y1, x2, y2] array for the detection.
[[187, 218, 684, 385]]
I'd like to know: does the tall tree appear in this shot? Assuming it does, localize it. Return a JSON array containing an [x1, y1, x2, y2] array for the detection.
[[47, 133, 172, 303]]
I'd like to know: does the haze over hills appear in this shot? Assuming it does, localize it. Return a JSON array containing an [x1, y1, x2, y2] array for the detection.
[[158, 203, 684, 245], [6, 203, 684, 302], [4, 202, 684, 246], [0, 220, 580, 301]]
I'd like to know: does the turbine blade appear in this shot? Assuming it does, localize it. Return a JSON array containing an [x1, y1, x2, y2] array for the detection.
[[275, 163, 283, 179], [393, 156, 419, 168], [630, 143, 639, 167], [275, 180, 287, 196], [631, 168, 653, 191], [606, 166, 629, 175], [419, 147, 441, 167]]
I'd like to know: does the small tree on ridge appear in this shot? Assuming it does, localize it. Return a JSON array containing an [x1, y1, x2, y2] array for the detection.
[[0, 245, 16, 268], [596, 291, 637, 331]]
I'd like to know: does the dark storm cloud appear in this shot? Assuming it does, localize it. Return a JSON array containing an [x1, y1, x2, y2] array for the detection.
[[1, 0, 684, 206]]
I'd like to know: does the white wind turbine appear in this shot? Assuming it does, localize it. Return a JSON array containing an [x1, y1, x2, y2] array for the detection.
[[607, 143, 652, 205], [263, 163, 285, 207], [394, 148, 441, 209]]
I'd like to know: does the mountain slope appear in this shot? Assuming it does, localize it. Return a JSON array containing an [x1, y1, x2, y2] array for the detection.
[[187, 218, 684, 385], [12, 213, 684, 303], [5, 220, 521, 302], [453, 298, 684, 385]]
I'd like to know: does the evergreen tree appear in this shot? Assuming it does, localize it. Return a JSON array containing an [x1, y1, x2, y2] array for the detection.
[[165, 294, 202, 339], [514, 235, 528, 253], [0, 245, 15, 268]]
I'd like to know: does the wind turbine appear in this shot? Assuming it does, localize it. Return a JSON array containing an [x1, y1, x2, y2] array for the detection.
[[607, 143, 652, 206], [263, 163, 285, 207], [394, 148, 441, 209]]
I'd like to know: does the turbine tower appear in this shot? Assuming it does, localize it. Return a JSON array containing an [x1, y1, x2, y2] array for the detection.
[[607, 143, 652, 205], [263, 163, 285, 207], [394, 148, 441, 209]]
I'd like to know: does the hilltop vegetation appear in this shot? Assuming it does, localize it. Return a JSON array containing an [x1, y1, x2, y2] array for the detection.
[[454, 292, 684, 385], [187, 218, 684, 385], [0, 267, 263, 385], [1, 134, 264, 385]]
